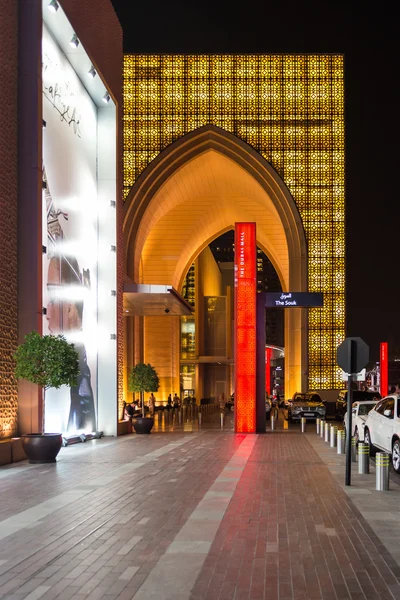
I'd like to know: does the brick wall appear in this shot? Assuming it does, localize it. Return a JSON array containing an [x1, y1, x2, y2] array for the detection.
[[0, 0, 19, 437]]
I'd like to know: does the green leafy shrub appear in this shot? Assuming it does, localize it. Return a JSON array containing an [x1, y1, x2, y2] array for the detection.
[[128, 362, 160, 417], [14, 331, 79, 389]]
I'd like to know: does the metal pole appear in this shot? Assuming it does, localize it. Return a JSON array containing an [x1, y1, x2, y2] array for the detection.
[[178, 409, 182, 425], [345, 374, 354, 486], [376, 453, 389, 491], [271, 414, 275, 431], [351, 437, 357, 462], [330, 425, 337, 448], [198, 412, 202, 427], [320, 420, 325, 439], [358, 443, 369, 474], [220, 412, 224, 430], [324, 421, 330, 442], [316, 418, 320, 435], [301, 417, 306, 433], [337, 430, 345, 454]]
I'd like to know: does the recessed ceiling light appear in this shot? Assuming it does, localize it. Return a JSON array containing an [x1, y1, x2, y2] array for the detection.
[[69, 34, 79, 48], [48, 0, 59, 12], [88, 65, 96, 78], [102, 92, 111, 104]]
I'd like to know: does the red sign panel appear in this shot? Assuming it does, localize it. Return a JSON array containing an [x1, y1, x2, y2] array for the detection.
[[380, 342, 388, 396], [234, 223, 256, 433], [265, 347, 272, 397]]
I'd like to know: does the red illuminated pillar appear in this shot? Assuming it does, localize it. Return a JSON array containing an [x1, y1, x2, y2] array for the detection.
[[265, 347, 272, 397], [380, 342, 388, 396], [234, 222, 256, 433]]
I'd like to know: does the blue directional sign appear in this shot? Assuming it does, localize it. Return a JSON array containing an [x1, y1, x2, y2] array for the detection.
[[265, 292, 323, 308]]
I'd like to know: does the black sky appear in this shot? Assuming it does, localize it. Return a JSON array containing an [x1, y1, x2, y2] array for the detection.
[[111, 0, 397, 361]]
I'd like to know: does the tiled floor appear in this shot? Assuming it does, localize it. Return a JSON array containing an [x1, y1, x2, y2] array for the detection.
[[1, 413, 400, 599]]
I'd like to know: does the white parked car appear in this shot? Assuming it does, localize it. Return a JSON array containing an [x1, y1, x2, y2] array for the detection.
[[343, 400, 379, 443], [364, 394, 400, 473]]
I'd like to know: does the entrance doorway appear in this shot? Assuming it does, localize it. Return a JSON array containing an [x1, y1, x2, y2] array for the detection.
[[123, 125, 307, 414]]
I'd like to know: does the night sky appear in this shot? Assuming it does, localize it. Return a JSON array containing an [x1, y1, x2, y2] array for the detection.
[[111, 0, 397, 361]]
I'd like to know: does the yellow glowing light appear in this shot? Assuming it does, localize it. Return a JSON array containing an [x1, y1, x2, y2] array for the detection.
[[123, 54, 345, 389]]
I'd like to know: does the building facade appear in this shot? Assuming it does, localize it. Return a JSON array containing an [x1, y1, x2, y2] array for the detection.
[[0, 0, 122, 442], [122, 55, 345, 400]]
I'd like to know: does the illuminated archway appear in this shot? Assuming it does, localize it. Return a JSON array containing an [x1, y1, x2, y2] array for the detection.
[[123, 125, 307, 402]]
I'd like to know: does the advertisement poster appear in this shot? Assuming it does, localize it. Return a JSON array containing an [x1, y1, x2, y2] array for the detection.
[[42, 24, 98, 434]]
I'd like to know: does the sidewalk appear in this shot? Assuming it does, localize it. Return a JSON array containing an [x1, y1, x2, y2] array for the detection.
[[0, 418, 400, 599]]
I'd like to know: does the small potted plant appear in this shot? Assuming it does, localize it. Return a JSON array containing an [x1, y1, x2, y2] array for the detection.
[[14, 331, 79, 463], [128, 362, 160, 434]]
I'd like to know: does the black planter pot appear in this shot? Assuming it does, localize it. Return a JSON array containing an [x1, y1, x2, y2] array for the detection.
[[21, 433, 63, 464], [132, 417, 154, 434]]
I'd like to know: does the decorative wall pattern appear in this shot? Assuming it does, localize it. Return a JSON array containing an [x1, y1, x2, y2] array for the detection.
[[0, 1, 19, 438], [123, 54, 345, 389]]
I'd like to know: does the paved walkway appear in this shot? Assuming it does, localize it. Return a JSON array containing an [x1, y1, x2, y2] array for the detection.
[[1, 415, 400, 600]]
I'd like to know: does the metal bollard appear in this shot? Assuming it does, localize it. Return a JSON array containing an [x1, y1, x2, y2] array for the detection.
[[358, 443, 369, 474], [316, 418, 320, 435], [351, 437, 357, 462], [198, 412, 202, 427], [324, 421, 330, 443], [376, 453, 390, 491], [271, 415, 275, 431], [301, 417, 306, 433], [220, 412, 224, 430], [337, 429, 345, 454], [320, 420, 325, 439], [178, 410, 182, 425], [330, 425, 337, 448]]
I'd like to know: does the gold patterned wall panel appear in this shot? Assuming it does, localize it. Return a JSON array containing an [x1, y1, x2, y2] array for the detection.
[[0, 2, 18, 438], [123, 54, 345, 389]]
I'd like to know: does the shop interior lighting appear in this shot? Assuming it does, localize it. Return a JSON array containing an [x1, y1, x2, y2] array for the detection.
[[88, 65, 97, 78], [102, 92, 111, 104], [48, 0, 59, 12], [69, 34, 80, 48]]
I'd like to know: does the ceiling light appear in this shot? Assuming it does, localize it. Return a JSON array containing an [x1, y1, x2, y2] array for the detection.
[[69, 34, 79, 48], [102, 92, 111, 104], [48, 0, 59, 12], [88, 65, 96, 78]]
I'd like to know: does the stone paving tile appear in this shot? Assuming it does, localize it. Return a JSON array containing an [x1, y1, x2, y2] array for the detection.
[[0, 429, 241, 599], [191, 432, 400, 600], [3, 416, 400, 600]]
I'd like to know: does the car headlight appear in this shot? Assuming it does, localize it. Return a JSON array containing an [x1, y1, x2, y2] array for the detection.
[[293, 408, 301, 414], [317, 406, 325, 413]]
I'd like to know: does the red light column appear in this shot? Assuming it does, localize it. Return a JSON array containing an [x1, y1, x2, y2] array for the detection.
[[234, 222, 256, 433], [265, 347, 272, 397], [380, 342, 388, 396]]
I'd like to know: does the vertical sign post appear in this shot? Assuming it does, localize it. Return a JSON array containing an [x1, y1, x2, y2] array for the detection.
[[265, 347, 272, 397], [380, 342, 388, 397], [234, 223, 256, 433]]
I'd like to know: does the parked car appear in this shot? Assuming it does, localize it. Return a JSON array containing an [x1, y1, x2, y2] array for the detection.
[[364, 394, 400, 473], [343, 400, 379, 443], [287, 392, 326, 422], [335, 390, 381, 420]]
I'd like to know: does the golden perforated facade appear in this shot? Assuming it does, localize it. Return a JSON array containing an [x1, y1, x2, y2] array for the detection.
[[123, 55, 345, 389]]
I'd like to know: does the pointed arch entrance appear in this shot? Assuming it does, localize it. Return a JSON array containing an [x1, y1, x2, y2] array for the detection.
[[123, 125, 307, 404]]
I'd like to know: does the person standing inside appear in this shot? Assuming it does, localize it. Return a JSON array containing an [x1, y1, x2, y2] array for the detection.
[[173, 393, 180, 413], [148, 393, 155, 417], [167, 394, 172, 411]]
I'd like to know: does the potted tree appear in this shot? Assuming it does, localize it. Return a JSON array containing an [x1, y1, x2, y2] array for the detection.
[[128, 362, 160, 434], [14, 331, 79, 463]]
